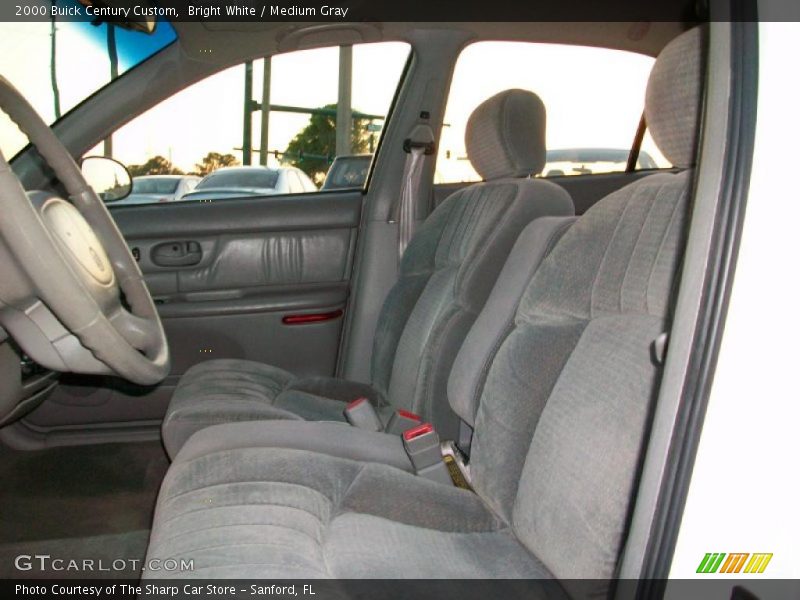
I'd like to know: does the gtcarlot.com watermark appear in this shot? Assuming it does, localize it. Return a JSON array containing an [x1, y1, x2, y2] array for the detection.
[[14, 554, 194, 573]]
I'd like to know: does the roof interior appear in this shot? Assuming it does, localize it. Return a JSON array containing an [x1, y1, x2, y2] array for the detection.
[[168, 21, 692, 68]]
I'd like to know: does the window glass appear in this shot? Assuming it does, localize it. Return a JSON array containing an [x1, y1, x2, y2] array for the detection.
[[436, 42, 658, 183], [95, 42, 410, 206]]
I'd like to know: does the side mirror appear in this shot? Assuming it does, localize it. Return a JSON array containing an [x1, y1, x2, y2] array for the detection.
[[80, 156, 132, 203]]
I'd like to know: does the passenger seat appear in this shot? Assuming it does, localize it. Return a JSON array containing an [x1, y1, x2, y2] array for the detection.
[[160, 89, 574, 458]]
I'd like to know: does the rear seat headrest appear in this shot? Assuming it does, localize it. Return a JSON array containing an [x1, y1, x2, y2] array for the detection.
[[465, 89, 546, 181], [645, 27, 706, 169]]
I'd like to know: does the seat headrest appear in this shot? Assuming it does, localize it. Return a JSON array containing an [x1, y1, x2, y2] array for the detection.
[[645, 27, 706, 169], [465, 89, 547, 181]]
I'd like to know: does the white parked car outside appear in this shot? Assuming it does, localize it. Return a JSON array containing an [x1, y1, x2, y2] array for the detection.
[[180, 166, 318, 202], [114, 175, 200, 205]]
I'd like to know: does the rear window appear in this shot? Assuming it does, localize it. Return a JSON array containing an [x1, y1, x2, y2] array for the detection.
[[437, 41, 672, 183], [197, 170, 279, 190], [323, 156, 372, 189], [132, 178, 180, 194]]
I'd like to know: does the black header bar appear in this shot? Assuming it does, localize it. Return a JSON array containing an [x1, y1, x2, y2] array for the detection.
[[1, 0, 798, 23]]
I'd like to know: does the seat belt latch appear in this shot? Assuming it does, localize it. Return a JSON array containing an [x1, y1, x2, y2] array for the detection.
[[402, 423, 451, 485], [385, 409, 423, 435], [343, 397, 384, 432]]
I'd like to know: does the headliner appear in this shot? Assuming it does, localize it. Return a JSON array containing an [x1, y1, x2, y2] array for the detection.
[[167, 21, 692, 68]]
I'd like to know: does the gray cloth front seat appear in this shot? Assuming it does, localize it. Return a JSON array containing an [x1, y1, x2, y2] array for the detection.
[[161, 89, 574, 458], [144, 27, 705, 582]]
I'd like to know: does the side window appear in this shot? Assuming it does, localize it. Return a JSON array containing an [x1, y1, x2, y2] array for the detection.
[[95, 42, 410, 206], [436, 42, 665, 184]]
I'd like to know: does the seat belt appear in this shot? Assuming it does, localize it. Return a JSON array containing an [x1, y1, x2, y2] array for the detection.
[[394, 124, 435, 260]]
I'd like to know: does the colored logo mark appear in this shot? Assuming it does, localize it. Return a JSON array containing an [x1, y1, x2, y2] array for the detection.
[[696, 553, 773, 574]]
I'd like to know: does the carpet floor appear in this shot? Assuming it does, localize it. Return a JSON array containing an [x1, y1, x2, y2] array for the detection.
[[0, 441, 168, 579]]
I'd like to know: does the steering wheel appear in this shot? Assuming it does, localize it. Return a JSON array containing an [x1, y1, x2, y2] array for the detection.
[[0, 76, 170, 386]]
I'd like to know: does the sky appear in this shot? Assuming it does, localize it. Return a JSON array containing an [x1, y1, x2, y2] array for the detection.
[[0, 21, 667, 182]]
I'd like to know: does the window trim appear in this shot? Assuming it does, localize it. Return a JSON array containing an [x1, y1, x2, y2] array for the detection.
[[355, 46, 415, 195]]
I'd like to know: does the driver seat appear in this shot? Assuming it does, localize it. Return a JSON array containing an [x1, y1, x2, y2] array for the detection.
[[144, 28, 705, 582]]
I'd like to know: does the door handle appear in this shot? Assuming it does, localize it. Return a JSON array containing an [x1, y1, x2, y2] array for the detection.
[[151, 241, 202, 267]]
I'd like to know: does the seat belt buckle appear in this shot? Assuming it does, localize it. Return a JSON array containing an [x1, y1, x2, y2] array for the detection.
[[385, 409, 423, 435], [402, 423, 451, 485], [343, 397, 384, 432]]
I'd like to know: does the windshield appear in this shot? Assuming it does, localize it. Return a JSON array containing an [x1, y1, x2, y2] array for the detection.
[[0, 0, 177, 159], [132, 177, 180, 194], [197, 170, 280, 190]]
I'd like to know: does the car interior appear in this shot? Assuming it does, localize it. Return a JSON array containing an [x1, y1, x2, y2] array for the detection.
[[0, 12, 746, 587]]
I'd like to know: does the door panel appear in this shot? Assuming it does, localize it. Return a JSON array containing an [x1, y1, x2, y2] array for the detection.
[[133, 229, 353, 297], [25, 191, 362, 429], [121, 191, 361, 381]]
